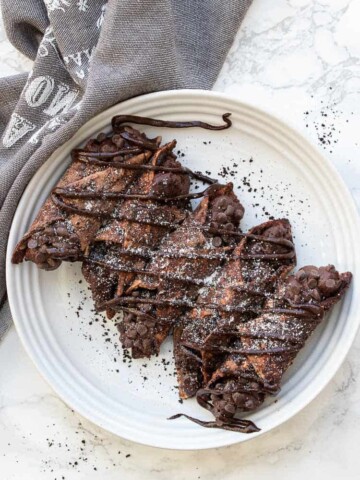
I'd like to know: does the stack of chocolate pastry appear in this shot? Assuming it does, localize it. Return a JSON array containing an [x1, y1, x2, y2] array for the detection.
[[12, 115, 352, 433]]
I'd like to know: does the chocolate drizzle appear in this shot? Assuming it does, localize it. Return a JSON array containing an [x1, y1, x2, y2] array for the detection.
[[168, 412, 260, 433], [112, 113, 232, 132], [99, 229, 295, 319], [52, 184, 216, 205], [73, 147, 142, 158], [73, 151, 217, 184]]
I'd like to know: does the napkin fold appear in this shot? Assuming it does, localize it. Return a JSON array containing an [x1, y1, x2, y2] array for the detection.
[[0, 0, 252, 339]]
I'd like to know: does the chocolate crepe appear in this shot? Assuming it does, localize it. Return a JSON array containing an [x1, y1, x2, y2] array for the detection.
[[175, 218, 296, 399], [108, 182, 245, 358], [82, 140, 192, 315], [12, 128, 156, 270], [172, 264, 351, 432]]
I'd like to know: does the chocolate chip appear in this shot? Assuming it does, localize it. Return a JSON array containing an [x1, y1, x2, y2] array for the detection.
[[326, 279, 336, 289], [249, 381, 260, 391], [56, 226, 69, 237], [224, 402, 236, 414], [232, 392, 245, 406], [296, 270, 307, 281], [244, 398, 256, 410], [97, 132, 107, 142], [325, 265, 335, 272], [101, 143, 117, 153], [34, 252, 46, 263], [133, 339, 143, 350], [210, 222, 218, 231], [217, 197, 227, 209], [27, 239, 38, 249], [286, 278, 301, 296], [85, 139, 100, 152], [127, 329, 137, 339], [216, 213, 227, 224], [142, 339, 153, 351], [224, 223, 234, 231], [318, 277, 340, 296], [136, 324, 148, 336], [308, 278, 317, 289], [112, 134, 124, 148], [225, 205, 235, 216], [223, 391, 233, 401], [302, 265, 320, 278], [52, 242, 66, 249], [212, 236, 222, 247], [302, 292, 312, 303], [310, 289, 321, 301], [123, 339, 133, 348], [234, 208, 244, 221]]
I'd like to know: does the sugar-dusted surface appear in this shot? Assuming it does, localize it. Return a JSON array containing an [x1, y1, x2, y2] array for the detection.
[[1, 0, 360, 479]]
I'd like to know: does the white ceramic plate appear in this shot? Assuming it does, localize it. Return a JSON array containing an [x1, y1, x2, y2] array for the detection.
[[6, 90, 360, 450]]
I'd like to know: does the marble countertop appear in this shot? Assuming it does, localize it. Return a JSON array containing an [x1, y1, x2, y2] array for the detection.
[[1, 0, 360, 479]]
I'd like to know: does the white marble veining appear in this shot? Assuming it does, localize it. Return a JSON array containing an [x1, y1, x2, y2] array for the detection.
[[1, 0, 360, 478]]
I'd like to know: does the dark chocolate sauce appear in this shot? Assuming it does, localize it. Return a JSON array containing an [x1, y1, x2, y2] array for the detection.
[[72, 147, 141, 158], [52, 184, 214, 203], [117, 131, 160, 151], [74, 153, 216, 184], [168, 412, 260, 433], [102, 289, 317, 324], [50, 194, 186, 227], [111, 113, 232, 132]]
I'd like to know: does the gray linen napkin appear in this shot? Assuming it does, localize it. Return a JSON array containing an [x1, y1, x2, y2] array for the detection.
[[0, 0, 252, 339]]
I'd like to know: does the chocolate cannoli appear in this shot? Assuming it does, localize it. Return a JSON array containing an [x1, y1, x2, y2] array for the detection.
[[106, 183, 245, 358], [175, 219, 296, 399], [82, 140, 192, 315], [12, 128, 157, 270]]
